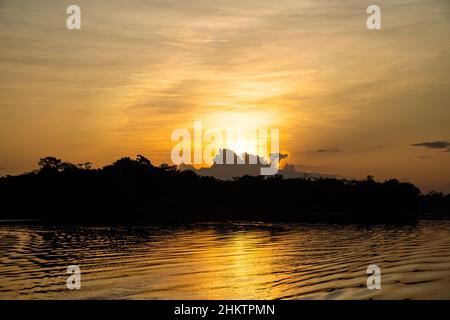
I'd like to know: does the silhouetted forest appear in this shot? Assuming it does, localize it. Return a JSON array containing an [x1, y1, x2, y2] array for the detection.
[[0, 155, 449, 223]]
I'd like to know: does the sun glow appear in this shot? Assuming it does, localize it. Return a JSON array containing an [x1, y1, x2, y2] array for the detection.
[[226, 137, 255, 156], [203, 111, 281, 158]]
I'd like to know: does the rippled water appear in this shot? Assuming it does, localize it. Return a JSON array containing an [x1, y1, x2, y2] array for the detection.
[[1, 220, 449, 299]]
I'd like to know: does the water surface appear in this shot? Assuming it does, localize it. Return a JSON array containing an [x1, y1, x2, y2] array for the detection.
[[1, 220, 449, 299]]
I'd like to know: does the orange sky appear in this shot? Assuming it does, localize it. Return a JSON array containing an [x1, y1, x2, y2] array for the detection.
[[0, 0, 449, 193]]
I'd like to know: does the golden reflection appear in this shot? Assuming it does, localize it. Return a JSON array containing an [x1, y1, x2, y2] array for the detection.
[[2, 222, 450, 299], [172, 229, 282, 299]]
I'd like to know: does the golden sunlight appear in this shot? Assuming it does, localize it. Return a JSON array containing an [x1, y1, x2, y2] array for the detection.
[[203, 111, 282, 157]]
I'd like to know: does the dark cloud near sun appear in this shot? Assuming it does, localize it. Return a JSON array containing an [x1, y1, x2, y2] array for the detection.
[[270, 152, 289, 162], [302, 149, 340, 154], [316, 149, 340, 153], [411, 141, 450, 152]]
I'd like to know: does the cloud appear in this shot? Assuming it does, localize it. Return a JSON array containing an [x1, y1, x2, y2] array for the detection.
[[270, 152, 289, 162], [316, 149, 340, 153], [411, 141, 450, 152]]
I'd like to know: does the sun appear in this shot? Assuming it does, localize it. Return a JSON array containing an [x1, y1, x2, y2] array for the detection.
[[203, 111, 280, 155], [226, 138, 253, 156]]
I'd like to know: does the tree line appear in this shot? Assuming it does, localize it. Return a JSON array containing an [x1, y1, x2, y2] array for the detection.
[[0, 156, 448, 223]]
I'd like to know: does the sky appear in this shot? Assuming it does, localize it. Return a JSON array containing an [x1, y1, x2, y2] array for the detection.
[[0, 0, 449, 193]]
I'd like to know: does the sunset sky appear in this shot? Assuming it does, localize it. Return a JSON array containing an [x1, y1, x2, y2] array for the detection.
[[1, 0, 449, 193]]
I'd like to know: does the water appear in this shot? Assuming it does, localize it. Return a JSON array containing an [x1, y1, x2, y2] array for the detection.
[[0, 220, 449, 300]]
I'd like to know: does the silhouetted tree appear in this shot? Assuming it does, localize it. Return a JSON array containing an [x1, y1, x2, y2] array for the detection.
[[0, 155, 448, 223], [38, 157, 62, 170], [136, 155, 152, 167]]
